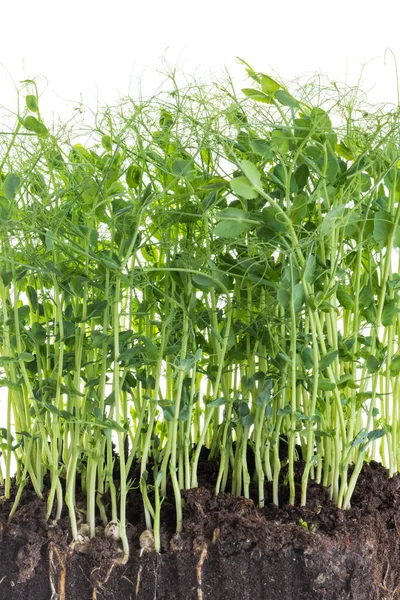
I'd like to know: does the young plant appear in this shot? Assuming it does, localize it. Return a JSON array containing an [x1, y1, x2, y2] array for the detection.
[[0, 62, 400, 560]]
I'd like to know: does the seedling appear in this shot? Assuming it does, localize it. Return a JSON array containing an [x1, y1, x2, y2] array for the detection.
[[0, 63, 400, 558]]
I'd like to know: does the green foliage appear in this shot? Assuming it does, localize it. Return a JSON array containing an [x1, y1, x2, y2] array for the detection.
[[0, 61, 399, 555], [230, 176, 258, 199], [21, 115, 48, 135], [2, 173, 21, 201]]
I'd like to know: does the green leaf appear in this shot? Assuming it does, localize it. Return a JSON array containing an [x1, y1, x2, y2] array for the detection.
[[215, 208, 252, 238], [293, 283, 304, 312], [119, 347, 141, 365], [270, 129, 289, 154], [271, 164, 287, 187], [356, 392, 374, 402], [338, 374, 357, 389], [95, 251, 121, 270], [155, 471, 163, 488], [3, 173, 21, 201], [0, 379, 21, 391], [90, 331, 109, 348], [305, 144, 322, 161], [321, 205, 346, 236], [294, 118, 311, 140], [274, 90, 299, 108], [301, 348, 314, 370], [0, 356, 17, 364], [101, 135, 113, 152], [294, 164, 309, 189], [217, 208, 247, 219], [47, 150, 65, 170], [44, 403, 61, 416], [290, 193, 308, 224], [318, 379, 336, 391], [336, 288, 354, 310], [382, 299, 397, 327], [393, 225, 400, 248], [26, 286, 38, 312], [326, 157, 339, 183], [319, 350, 338, 371], [25, 95, 38, 112], [59, 410, 74, 421], [384, 168, 400, 192], [18, 352, 35, 363], [79, 225, 98, 247], [373, 210, 392, 249], [240, 413, 255, 426], [261, 75, 280, 95], [390, 355, 400, 375], [172, 159, 194, 178], [147, 377, 156, 393], [44, 261, 63, 277], [22, 116, 48, 135], [360, 173, 371, 193], [104, 391, 115, 405], [257, 379, 273, 406], [336, 143, 354, 160], [352, 430, 368, 447], [242, 88, 272, 103], [179, 357, 195, 373], [159, 109, 174, 129], [60, 321, 76, 342], [29, 173, 47, 197], [214, 220, 251, 238], [106, 181, 125, 196], [108, 419, 126, 433], [126, 165, 142, 189], [304, 254, 316, 284], [84, 300, 108, 322], [359, 284, 373, 308], [367, 429, 386, 442], [366, 355, 379, 374], [230, 176, 258, 199], [207, 397, 226, 408], [192, 274, 220, 290], [294, 411, 307, 422], [17, 305, 30, 321], [261, 206, 289, 234], [239, 160, 262, 189], [277, 288, 290, 309], [0, 270, 12, 287], [236, 402, 249, 417], [0, 196, 10, 219], [85, 377, 101, 388], [201, 177, 229, 191], [249, 140, 274, 161], [141, 336, 159, 361], [309, 108, 332, 132], [63, 378, 84, 398]]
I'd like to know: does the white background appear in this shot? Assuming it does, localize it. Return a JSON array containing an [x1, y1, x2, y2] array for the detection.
[[1, 0, 400, 118]]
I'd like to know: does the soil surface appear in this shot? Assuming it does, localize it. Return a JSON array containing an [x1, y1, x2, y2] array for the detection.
[[1, 459, 400, 599]]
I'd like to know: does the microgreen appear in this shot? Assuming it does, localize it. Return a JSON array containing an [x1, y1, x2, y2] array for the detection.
[[0, 63, 400, 558]]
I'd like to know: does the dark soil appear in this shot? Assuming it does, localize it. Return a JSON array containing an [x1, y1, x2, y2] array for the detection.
[[1, 460, 400, 599]]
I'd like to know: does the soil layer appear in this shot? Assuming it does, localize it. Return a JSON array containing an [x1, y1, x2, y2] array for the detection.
[[1, 460, 400, 599]]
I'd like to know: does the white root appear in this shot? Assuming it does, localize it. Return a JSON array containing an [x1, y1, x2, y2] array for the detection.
[[195, 542, 208, 600], [49, 542, 66, 600]]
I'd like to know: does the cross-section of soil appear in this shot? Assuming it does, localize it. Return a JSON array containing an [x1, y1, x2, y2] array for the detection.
[[1, 460, 400, 599]]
